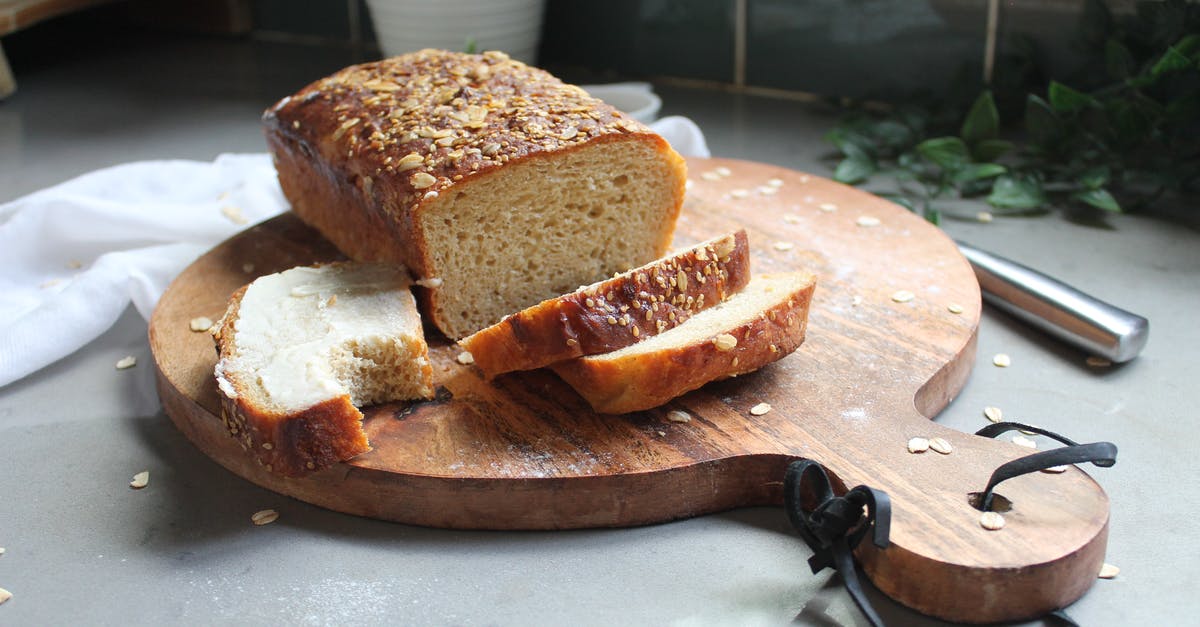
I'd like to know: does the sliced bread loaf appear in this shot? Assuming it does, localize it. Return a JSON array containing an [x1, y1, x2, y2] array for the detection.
[[551, 272, 817, 414], [211, 262, 434, 476], [459, 230, 751, 379], [264, 49, 687, 339]]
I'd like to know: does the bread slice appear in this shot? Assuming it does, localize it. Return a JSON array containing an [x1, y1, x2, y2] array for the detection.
[[264, 49, 687, 339], [458, 230, 751, 379], [211, 262, 434, 476], [551, 272, 817, 414]]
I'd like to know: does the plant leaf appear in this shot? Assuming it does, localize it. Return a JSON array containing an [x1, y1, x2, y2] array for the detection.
[[1073, 188, 1121, 212], [871, 120, 914, 150], [1048, 81, 1098, 113], [988, 176, 1047, 209], [1151, 44, 1193, 76], [1104, 38, 1135, 79], [825, 128, 874, 159], [1077, 166, 1110, 189], [972, 139, 1014, 162], [961, 91, 1000, 144], [1025, 95, 1061, 146], [834, 155, 876, 184], [916, 137, 969, 171], [953, 163, 1007, 184]]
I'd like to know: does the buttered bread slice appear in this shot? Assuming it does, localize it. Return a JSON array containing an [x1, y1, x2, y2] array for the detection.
[[212, 262, 433, 476], [551, 272, 816, 414], [459, 230, 751, 379]]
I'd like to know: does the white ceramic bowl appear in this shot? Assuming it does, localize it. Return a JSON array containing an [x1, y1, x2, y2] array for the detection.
[[365, 0, 546, 65], [581, 84, 662, 123]]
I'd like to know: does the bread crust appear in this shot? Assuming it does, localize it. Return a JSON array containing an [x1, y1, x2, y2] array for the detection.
[[460, 230, 752, 379], [551, 273, 817, 414], [263, 49, 686, 338]]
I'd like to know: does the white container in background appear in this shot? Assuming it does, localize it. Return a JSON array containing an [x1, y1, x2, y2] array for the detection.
[[365, 0, 547, 65]]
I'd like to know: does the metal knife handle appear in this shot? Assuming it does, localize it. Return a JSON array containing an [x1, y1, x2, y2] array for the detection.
[[957, 241, 1149, 363]]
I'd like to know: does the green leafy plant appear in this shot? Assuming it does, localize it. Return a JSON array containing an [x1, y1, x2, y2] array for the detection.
[[826, 0, 1200, 223]]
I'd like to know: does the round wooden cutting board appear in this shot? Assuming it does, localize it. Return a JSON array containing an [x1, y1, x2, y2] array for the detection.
[[150, 157, 1109, 623]]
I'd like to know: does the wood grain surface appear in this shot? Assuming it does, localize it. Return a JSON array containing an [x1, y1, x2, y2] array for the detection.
[[150, 157, 1109, 623]]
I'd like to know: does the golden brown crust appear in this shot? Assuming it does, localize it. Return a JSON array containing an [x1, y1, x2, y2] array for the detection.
[[264, 48, 669, 275], [218, 394, 370, 478], [460, 230, 752, 379], [551, 274, 817, 414]]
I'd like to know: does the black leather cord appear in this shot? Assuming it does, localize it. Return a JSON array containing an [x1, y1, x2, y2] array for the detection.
[[974, 422, 1118, 512], [784, 459, 891, 627]]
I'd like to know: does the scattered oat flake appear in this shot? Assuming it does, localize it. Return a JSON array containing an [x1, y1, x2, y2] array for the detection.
[[115, 356, 137, 370], [977, 211, 994, 223], [713, 333, 738, 351], [979, 511, 1006, 531], [251, 509, 279, 526], [1099, 563, 1120, 579], [856, 215, 881, 227], [758, 186, 778, 195], [1012, 435, 1038, 449], [907, 437, 930, 453], [1041, 464, 1069, 474], [0, 587, 10, 605], [189, 317, 214, 332], [1086, 356, 1112, 368], [983, 406, 1003, 423], [730, 189, 749, 198], [221, 205, 249, 225], [851, 295, 863, 306], [947, 303, 964, 314], [656, 430, 667, 437], [891, 290, 915, 303], [130, 471, 150, 489], [67, 259, 83, 269], [40, 279, 61, 289], [783, 214, 802, 224], [929, 437, 953, 454], [666, 410, 692, 423], [456, 351, 475, 365], [767, 178, 784, 188], [773, 241, 794, 251], [0, 547, 5, 556], [701, 171, 721, 181], [799, 175, 811, 183], [819, 203, 838, 213], [749, 402, 772, 416], [992, 353, 1011, 367], [715, 166, 732, 177]]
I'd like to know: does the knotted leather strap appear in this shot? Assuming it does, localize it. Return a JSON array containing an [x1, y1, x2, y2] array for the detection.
[[784, 459, 891, 627], [974, 421, 1117, 512]]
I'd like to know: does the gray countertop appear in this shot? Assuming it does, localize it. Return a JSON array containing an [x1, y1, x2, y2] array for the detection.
[[1, 32, 1197, 626]]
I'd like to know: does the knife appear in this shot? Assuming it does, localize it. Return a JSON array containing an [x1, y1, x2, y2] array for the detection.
[[956, 241, 1149, 363]]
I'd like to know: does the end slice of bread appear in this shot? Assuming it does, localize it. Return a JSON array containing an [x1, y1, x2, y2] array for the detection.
[[551, 272, 817, 414], [212, 262, 434, 476], [459, 230, 751, 379]]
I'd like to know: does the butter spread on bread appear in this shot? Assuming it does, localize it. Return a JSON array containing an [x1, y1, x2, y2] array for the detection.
[[211, 262, 433, 476]]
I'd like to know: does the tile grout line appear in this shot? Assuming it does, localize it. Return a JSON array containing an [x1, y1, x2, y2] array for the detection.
[[734, 0, 747, 87]]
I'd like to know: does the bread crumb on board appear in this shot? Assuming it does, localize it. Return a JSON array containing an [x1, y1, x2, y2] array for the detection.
[[979, 511, 1006, 531], [115, 356, 137, 370], [907, 437, 930, 453], [749, 402, 772, 416], [666, 410, 691, 423]]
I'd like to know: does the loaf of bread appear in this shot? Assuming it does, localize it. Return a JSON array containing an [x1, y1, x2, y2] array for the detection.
[[551, 272, 817, 414], [264, 49, 688, 339], [211, 263, 434, 476], [459, 230, 751, 379]]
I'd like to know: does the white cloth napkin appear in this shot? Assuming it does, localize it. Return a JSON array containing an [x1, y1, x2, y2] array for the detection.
[[0, 117, 709, 388]]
